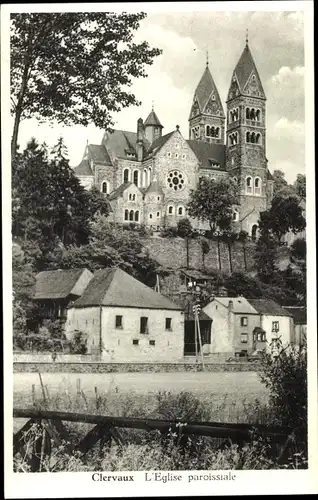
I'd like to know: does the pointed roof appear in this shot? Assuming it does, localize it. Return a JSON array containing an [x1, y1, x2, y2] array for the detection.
[[144, 109, 163, 128], [73, 268, 182, 310], [145, 177, 164, 195], [230, 43, 266, 98], [87, 144, 112, 165], [146, 131, 174, 156], [74, 159, 93, 176], [207, 297, 259, 315], [187, 141, 226, 169], [102, 130, 150, 160], [249, 299, 293, 317], [108, 182, 141, 201], [192, 66, 224, 115]]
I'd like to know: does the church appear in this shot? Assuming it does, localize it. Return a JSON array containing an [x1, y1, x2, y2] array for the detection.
[[74, 39, 274, 238]]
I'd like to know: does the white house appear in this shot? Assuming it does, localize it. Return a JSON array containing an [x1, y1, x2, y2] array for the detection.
[[249, 299, 294, 350], [65, 268, 184, 362]]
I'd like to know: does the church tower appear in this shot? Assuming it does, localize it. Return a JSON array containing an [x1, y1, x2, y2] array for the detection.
[[144, 107, 163, 145], [189, 60, 225, 144], [226, 36, 268, 234]]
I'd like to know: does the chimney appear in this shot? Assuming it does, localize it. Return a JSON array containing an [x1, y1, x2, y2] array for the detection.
[[136, 118, 144, 162]]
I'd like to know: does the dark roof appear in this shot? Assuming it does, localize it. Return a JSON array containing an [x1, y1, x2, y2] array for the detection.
[[103, 130, 150, 159], [146, 132, 174, 156], [283, 307, 307, 324], [194, 66, 225, 116], [87, 144, 112, 165], [232, 43, 266, 97], [33, 268, 89, 300], [74, 159, 93, 176], [267, 169, 274, 181], [144, 109, 163, 128], [181, 270, 215, 281], [253, 326, 266, 334], [213, 297, 258, 315], [187, 140, 226, 169], [108, 182, 134, 201], [249, 299, 293, 317], [73, 268, 182, 310]]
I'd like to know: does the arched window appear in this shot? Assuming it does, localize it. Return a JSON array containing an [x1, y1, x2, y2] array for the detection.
[[246, 108, 250, 120], [124, 209, 129, 221], [246, 176, 253, 194], [133, 170, 139, 187], [250, 108, 256, 120], [129, 194, 132, 201], [232, 209, 239, 222], [129, 210, 134, 221], [143, 169, 147, 187], [215, 127, 220, 138], [123, 168, 129, 183], [233, 176, 238, 184], [255, 109, 261, 121], [101, 181, 108, 194], [254, 177, 262, 196], [168, 205, 174, 215], [256, 133, 261, 145], [178, 206, 184, 216], [229, 132, 238, 145], [250, 132, 256, 144], [148, 167, 152, 186], [135, 211, 139, 222], [149, 213, 153, 220], [206, 125, 210, 137], [246, 131, 250, 143]]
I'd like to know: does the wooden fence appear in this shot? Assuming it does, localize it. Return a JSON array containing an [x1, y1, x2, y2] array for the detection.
[[13, 408, 305, 472]]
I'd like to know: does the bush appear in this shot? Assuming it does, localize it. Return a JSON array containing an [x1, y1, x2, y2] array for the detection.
[[68, 330, 88, 354], [159, 226, 178, 238], [177, 218, 193, 238]]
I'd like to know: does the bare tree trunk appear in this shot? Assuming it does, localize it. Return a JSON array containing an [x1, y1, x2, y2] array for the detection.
[[243, 241, 247, 270], [217, 235, 221, 271], [228, 242, 233, 273], [186, 237, 189, 269]]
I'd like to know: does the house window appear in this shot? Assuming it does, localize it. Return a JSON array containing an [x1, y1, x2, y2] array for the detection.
[[140, 316, 148, 334], [132, 339, 139, 345], [178, 206, 183, 216], [241, 317, 248, 326], [135, 211, 139, 222], [129, 210, 134, 221], [165, 318, 172, 330], [272, 321, 280, 332], [123, 168, 129, 183], [241, 333, 248, 344], [101, 181, 108, 194], [124, 209, 129, 221], [168, 205, 173, 215], [149, 340, 155, 346], [149, 213, 153, 219], [115, 315, 123, 328]]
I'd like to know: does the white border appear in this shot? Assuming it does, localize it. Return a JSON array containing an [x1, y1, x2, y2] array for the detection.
[[2, 1, 317, 498]]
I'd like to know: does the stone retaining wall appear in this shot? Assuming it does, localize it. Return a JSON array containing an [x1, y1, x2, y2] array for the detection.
[[14, 362, 261, 373]]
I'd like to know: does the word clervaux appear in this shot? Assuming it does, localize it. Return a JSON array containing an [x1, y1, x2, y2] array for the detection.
[[92, 474, 134, 482]]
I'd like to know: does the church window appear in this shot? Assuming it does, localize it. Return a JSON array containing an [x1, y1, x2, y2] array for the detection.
[[229, 132, 238, 145], [254, 177, 262, 196], [205, 125, 210, 137], [101, 181, 108, 194], [175, 153, 179, 159], [168, 205, 174, 215], [246, 108, 250, 120], [192, 126, 200, 139], [231, 157, 235, 167], [123, 168, 130, 183], [232, 209, 239, 222], [143, 169, 147, 187], [157, 196, 160, 201], [246, 176, 253, 195], [129, 194, 132, 201], [129, 210, 134, 221], [246, 131, 250, 143], [148, 167, 152, 185], [230, 108, 239, 123], [178, 206, 184, 216], [182, 154, 186, 159], [157, 212, 160, 217], [212, 94, 216, 100], [256, 133, 261, 145], [167, 152, 171, 158], [124, 209, 129, 221], [149, 213, 153, 220], [166, 170, 185, 191], [233, 176, 238, 184], [133, 194, 136, 201], [135, 211, 139, 222], [255, 109, 261, 121], [133, 170, 139, 186]]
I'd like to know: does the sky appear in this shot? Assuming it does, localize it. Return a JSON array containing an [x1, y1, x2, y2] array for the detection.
[[15, 9, 305, 183]]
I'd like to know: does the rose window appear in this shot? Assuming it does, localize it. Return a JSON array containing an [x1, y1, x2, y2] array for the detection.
[[167, 170, 185, 191]]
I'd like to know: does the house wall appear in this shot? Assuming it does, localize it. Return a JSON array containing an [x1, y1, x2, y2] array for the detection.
[[203, 301, 234, 354], [260, 314, 294, 349], [233, 313, 261, 353], [65, 306, 184, 362], [110, 184, 144, 225]]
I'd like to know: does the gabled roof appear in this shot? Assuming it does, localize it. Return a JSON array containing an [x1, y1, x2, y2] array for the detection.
[[73, 268, 182, 310], [187, 141, 226, 169], [193, 66, 224, 115], [108, 182, 139, 201], [87, 144, 112, 165], [249, 299, 293, 317], [102, 130, 150, 160], [231, 43, 266, 97], [144, 109, 163, 128], [74, 159, 93, 176], [146, 131, 174, 156], [283, 306, 306, 324], [145, 178, 164, 195], [33, 268, 92, 300], [212, 297, 259, 315]]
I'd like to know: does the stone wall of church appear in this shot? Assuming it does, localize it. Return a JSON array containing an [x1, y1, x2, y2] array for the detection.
[[94, 164, 116, 194]]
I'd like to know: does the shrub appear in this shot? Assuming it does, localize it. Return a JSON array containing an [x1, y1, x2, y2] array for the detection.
[[159, 226, 178, 238], [177, 218, 193, 238], [68, 330, 88, 354]]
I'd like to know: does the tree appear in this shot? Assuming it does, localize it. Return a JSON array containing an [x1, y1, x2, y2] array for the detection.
[[254, 230, 279, 284], [200, 238, 210, 269], [187, 177, 238, 271], [10, 12, 161, 156], [293, 174, 306, 199], [290, 238, 306, 268], [224, 272, 263, 298], [259, 195, 306, 244], [87, 186, 111, 218], [177, 218, 193, 269], [272, 170, 294, 198], [238, 230, 249, 271]]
